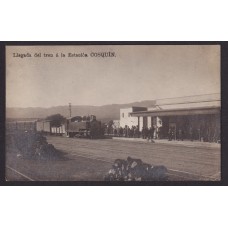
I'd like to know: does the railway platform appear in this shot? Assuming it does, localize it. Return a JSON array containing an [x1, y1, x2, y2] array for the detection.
[[112, 137, 220, 149]]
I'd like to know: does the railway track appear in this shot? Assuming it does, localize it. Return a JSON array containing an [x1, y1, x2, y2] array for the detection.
[[48, 138, 219, 181], [5, 155, 218, 182], [48, 137, 219, 169], [6, 138, 220, 182], [68, 152, 218, 181], [6, 166, 35, 181]]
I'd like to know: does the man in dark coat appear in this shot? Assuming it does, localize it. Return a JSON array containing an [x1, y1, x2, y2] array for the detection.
[[168, 128, 172, 141], [144, 127, 149, 139], [141, 127, 145, 139], [148, 127, 154, 140]]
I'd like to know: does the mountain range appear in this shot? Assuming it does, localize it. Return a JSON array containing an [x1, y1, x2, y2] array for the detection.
[[6, 100, 156, 122]]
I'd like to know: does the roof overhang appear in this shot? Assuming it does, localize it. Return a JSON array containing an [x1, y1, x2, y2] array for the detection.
[[130, 106, 220, 117]]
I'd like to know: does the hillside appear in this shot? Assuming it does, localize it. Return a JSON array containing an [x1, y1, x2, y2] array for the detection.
[[6, 100, 156, 122]]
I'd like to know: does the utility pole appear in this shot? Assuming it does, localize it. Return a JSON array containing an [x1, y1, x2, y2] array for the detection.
[[69, 102, 71, 118]]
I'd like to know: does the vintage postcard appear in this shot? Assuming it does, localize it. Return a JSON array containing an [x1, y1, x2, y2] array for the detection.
[[5, 44, 221, 182]]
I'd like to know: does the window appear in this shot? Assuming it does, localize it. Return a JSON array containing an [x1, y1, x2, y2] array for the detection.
[[122, 113, 124, 118]]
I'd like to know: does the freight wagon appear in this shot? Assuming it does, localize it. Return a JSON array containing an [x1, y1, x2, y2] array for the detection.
[[6, 120, 37, 132], [51, 124, 66, 135], [36, 120, 52, 134], [36, 120, 66, 135]]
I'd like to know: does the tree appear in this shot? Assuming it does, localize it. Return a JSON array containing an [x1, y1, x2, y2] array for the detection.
[[46, 114, 66, 127], [107, 120, 114, 134]]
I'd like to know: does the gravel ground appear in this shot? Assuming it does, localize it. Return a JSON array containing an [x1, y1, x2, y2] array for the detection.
[[5, 135, 221, 181]]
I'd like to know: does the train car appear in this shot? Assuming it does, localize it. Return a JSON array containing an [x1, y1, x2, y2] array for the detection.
[[37, 119, 66, 135], [6, 115, 103, 139], [66, 115, 103, 138], [51, 124, 66, 135], [6, 120, 37, 132], [36, 120, 52, 134]]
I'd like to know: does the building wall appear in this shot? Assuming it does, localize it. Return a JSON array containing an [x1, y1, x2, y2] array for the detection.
[[120, 108, 138, 128], [147, 116, 152, 128], [138, 116, 143, 131], [120, 107, 147, 128]]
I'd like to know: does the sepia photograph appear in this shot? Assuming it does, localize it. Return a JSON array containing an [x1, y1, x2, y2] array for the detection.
[[5, 44, 221, 182]]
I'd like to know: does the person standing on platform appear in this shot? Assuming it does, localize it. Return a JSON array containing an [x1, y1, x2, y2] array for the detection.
[[148, 127, 151, 140], [141, 127, 145, 139], [123, 127, 126, 138], [157, 127, 161, 139], [127, 126, 130, 138], [133, 126, 136, 138], [168, 128, 172, 141], [136, 125, 139, 138], [130, 126, 134, 138], [144, 127, 149, 139], [119, 127, 123, 137], [171, 127, 175, 141]]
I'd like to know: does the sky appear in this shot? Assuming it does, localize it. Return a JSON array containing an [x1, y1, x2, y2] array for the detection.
[[6, 45, 220, 108]]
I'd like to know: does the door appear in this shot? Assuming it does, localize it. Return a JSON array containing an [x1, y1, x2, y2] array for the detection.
[[169, 123, 176, 140]]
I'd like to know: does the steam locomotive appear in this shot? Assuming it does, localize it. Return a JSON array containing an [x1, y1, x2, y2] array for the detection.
[[66, 115, 103, 138]]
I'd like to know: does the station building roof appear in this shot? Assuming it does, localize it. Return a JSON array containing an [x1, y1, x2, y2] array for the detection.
[[130, 93, 220, 117]]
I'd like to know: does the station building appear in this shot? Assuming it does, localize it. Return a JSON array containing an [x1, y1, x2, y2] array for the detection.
[[120, 107, 147, 128], [120, 93, 220, 142]]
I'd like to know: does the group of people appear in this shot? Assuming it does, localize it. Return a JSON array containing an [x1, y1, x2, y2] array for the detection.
[[106, 124, 220, 143], [106, 125, 156, 140], [112, 125, 141, 138], [167, 126, 220, 143], [141, 126, 155, 139]]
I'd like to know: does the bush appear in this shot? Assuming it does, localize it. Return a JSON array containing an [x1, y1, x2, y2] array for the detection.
[[104, 156, 168, 181]]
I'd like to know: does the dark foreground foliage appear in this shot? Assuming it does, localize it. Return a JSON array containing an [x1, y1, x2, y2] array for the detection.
[[8, 131, 59, 160], [104, 157, 168, 181]]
